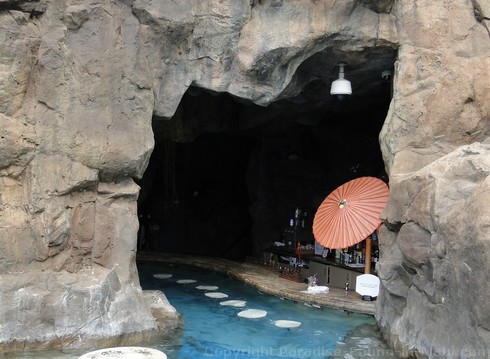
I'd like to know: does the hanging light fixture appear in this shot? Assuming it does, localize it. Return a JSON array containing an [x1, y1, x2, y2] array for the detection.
[[330, 62, 352, 100]]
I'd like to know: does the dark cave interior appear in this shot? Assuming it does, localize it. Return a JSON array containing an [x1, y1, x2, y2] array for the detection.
[[136, 81, 391, 261]]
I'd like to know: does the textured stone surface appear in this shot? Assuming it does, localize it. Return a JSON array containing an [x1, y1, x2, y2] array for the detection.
[[0, 0, 489, 357], [0, 266, 180, 351], [0, 0, 156, 351], [375, 1, 490, 354], [377, 144, 490, 357]]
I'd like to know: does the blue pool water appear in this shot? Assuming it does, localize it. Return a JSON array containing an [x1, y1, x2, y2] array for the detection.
[[138, 261, 389, 359]]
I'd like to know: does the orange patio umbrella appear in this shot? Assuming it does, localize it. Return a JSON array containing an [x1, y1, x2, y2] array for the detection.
[[312, 176, 389, 272]]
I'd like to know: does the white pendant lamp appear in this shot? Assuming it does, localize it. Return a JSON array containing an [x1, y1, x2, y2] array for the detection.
[[330, 62, 352, 100]]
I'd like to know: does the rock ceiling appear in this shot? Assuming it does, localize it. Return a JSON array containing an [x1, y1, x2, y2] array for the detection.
[[155, 45, 398, 143]]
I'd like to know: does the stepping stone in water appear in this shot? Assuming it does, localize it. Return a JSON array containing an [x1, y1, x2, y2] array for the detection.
[[196, 285, 219, 290], [153, 274, 172, 279], [205, 292, 228, 299], [219, 300, 247, 307], [176, 279, 197, 284], [78, 346, 167, 359], [274, 320, 302, 328], [237, 309, 267, 319]]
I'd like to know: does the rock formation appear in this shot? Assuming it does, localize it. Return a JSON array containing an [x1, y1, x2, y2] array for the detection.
[[0, 0, 177, 351], [377, 1, 490, 357], [0, 0, 489, 357], [378, 144, 490, 357]]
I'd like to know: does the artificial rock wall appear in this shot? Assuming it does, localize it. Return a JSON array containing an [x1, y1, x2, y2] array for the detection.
[[0, 0, 489, 357], [0, 0, 176, 351], [376, 1, 490, 357]]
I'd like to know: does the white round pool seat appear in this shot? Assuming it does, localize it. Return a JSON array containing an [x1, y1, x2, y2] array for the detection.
[[205, 292, 228, 298], [220, 300, 247, 307], [78, 346, 167, 359], [274, 320, 302, 328], [237, 309, 267, 319], [153, 273, 172, 279]]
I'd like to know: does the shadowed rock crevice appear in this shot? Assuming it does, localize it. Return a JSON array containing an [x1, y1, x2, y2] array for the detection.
[[358, 0, 394, 14], [0, 0, 46, 16], [470, 0, 490, 37]]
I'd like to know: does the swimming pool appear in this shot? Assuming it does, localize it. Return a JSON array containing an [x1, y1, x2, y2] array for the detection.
[[4, 261, 398, 358], [138, 261, 399, 359]]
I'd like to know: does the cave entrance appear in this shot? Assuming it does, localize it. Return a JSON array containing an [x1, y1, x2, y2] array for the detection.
[[137, 57, 394, 261]]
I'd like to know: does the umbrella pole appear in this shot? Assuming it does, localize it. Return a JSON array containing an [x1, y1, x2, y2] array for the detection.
[[364, 236, 372, 274]]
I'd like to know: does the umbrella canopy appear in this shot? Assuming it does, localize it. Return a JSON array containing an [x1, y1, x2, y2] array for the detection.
[[313, 176, 389, 249]]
